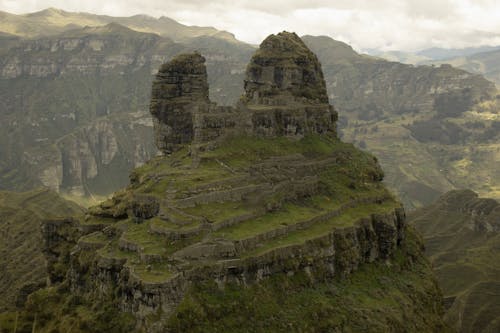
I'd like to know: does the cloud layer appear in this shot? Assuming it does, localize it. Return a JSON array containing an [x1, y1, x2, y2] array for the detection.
[[2, 0, 500, 51]]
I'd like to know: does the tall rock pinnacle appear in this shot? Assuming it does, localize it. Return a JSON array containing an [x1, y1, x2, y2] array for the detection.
[[244, 31, 329, 104], [149, 53, 210, 152]]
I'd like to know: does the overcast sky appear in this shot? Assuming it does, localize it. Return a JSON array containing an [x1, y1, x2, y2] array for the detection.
[[2, 0, 500, 51]]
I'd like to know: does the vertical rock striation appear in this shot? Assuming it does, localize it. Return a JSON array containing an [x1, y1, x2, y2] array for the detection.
[[150, 53, 210, 153]]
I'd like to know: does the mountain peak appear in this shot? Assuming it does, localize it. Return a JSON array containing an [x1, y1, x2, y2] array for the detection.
[[244, 31, 330, 103], [26, 7, 68, 17], [302, 35, 361, 62]]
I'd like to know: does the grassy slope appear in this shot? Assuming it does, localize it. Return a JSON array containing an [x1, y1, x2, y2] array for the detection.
[[0, 189, 83, 312], [409, 190, 500, 332], [166, 226, 449, 333]]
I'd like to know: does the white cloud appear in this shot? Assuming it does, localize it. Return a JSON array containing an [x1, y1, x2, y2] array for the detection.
[[1, 0, 500, 51]]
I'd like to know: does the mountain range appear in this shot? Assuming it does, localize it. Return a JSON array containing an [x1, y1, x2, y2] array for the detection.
[[369, 45, 500, 87], [0, 8, 499, 332], [0, 8, 498, 210]]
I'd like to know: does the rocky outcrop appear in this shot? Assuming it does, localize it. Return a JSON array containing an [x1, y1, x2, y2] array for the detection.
[[431, 189, 500, 232], [150, 32, 337, 153], [244, 32, 329, 104], [150, 53, 210, 152]]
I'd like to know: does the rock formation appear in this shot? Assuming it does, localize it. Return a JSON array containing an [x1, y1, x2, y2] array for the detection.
[[150, 32, 337, 153], [244, 32, 329, 104], [10, 32, 446, 332]]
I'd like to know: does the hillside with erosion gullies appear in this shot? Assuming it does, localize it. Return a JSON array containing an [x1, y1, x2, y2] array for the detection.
[[0, 189, 83, 312], [0, 32, 449, 333], [410, 190, 500, 333], [0, 9, 498, 209], [302, 36, 499, 209]]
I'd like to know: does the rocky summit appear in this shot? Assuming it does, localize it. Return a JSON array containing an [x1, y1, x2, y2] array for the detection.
[[5, 32, 447, 332], [150, 32, 337, 153]]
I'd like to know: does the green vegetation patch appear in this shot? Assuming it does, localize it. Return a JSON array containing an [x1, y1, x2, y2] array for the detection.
[[166, 227, 449, 333], [244, 200, 400, 258], [121, 220, 167, 255], [211, 202, 320, 240], [0, 287, 136, 333], [201, 134, 341, 168], [182, 201, 256, 224]]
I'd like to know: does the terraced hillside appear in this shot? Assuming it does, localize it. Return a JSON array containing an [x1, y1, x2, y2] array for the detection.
[[410, 190, 500, 333], [0, 33, 448, 332], [4, 135, 446, 332]]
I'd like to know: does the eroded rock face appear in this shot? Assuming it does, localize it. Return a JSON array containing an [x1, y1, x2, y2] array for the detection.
[[150, 53, 210, 153], [150, 31, 337, 153], [244, 31, 329, 104]]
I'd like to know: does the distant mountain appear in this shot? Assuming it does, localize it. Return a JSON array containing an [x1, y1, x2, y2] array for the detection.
[[0, 188, 83, 311], [365, 49, 431, 65], [417, 46, 500, 61], [410, 190, 500, 332], [303, 35, 499, 208], [0, 8, 240, 43], [366, 45, 500, 65], [427, 48, 500, 86]]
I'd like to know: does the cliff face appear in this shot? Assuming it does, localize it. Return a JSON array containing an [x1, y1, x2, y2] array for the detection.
[[0, 23, 254, 199], [409, 190, 500, 332], [3, 32, 447, 333]]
